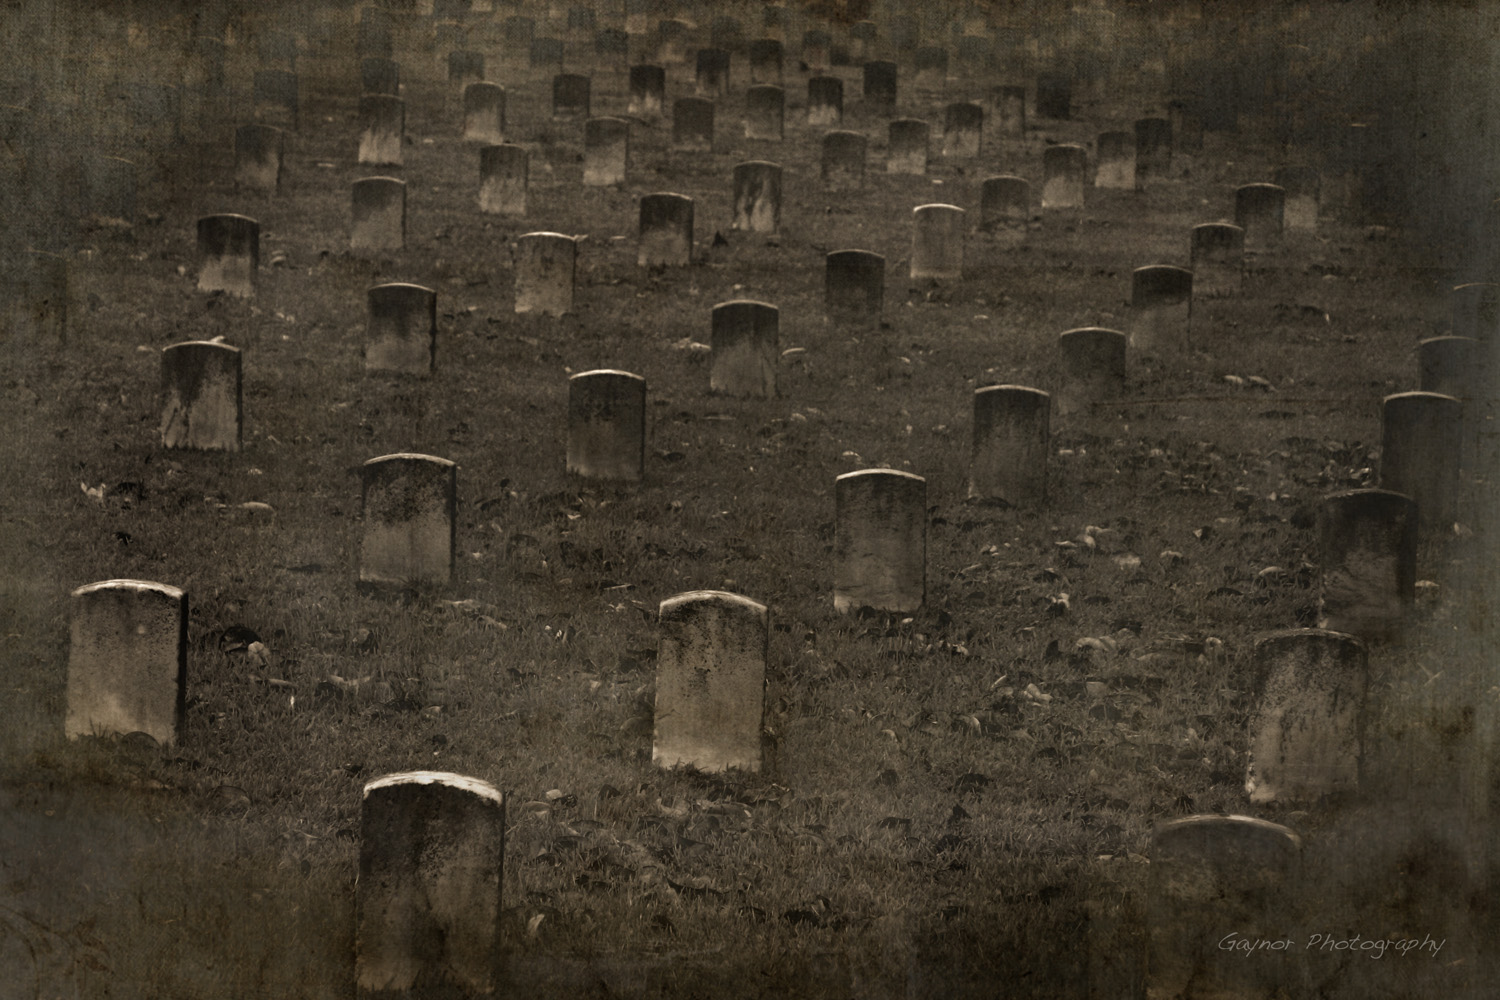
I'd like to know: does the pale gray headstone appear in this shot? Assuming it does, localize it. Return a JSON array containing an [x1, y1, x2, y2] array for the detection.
[[1094, 130, 1136, 189], [1056, 327, 1126, 416], [234, 124, 283, 192], [583, 117, 629, 187], [1319, 489, 1416, 642], [980, 175, 1030, 231], [160, 340, 241, 451], [1129, 265, 1192, 354], [672, 97, 714, 151], [887, 118, 929, 175], [567, 370, 646, 481], [834, 469, 926, 614], [1380, 391, 1462, 530], [67, 580, 187, 746], [1189, 223, 1244, 298], [360, 454, 457, 587], [825, 249, 884, 326], [463, 82, 505, 144], [731, 160, 781, 233], [196, 213, 258, 297], [710, 300, 778, 397], [351, 177, 406, 253], [638, 192, 693, 267], [969, 385, 1049, 503], [514, 233, 577, 316], [628, 64, 665, 117], [910, 203, 964, 281], [821, 130, 866, 189], [478, 143, 527, 215], [745, 84, 785, 140], [366, 283, 436, 373], [807, 75, 843, 126], [358, 95, 404, 166], [1042, 143, 1087, 210]]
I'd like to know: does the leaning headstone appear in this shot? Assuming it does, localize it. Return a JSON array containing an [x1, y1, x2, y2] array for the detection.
[[638, 192, 694, 266], [357, 772, 505, 999], [910, 204, 964, 281], [366, 283, 436, 374], [834, 469, 926, 614], [1036, 71, 1071, 119], [1146, 815, 1302, 1000], [695, 48, 730, 97], [552, 73, 590, 119], [160, 340, 241, 451], [67, 580, 187, 746], [513, 233, 577, 317], [992, 84, 1026, 136], [478, 143, 527, 215], [351, 177, 406, 253], [1041, 143, 1087, 211], [887, 118, 929, 175], [629, 64, 665, 117], [1246, 629, 1369, 804], [1235, 182, 1286, 249], [253, 69, 298, 129], [1418, 336, 1479, 399], [1451, 282, 1499, 342], [826, 250, 884, 326], [1319, 488, 1417, 641], [448, 49, 485, 85], [234, 124, 283, 193], [1275, 165, 1319, 230], [567, 370, 646, 481], [653, 591, 768, 774], [1380, 391, 1463, 530], [1189, 222, 1244, 298], [863, 60, 898, 111], [748, 38, 782, 85], [1094, 130, 1136, 189], [359, 454, 456, 587], [808, 76, 843, 126], [710, 300, 778, 397], [196, 214, 258, 297], [358, 95, 404, 166], [914, 46, 948, 89], [1134, 117, 1172, 182], [941, 102, 982, 158], [969, 385, 1049, 504], [584, 117, 629, 187], [731, 160, 781, 233], [463, 82, 506, 144], [1056, 327, 1126, 416], [980, 175, 1030, 231], [361, 57, 400, 96], [745, 85, 784, 140], [1130, 265, 1193, 354], [821, 130, 866, 189], [673, 97, 714, 151]]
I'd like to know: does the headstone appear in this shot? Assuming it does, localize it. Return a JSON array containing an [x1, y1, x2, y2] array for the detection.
[[1235, 182, 1286, 248], [356, 772, 505, 999], [567, 370, 646, 481], [359, 454, 456, 587], [1452, 282, 1500, 341], [821, 130, 866, 189], [979, 175, 1030, 230], [530, 37, 565, 72], [863, 60, 898, 110], [834, 469, 926, 614], [1056, 327, 1126, 416], [1167, 98, 1203, 152], [584, 117, 629, 186], [366, 283, 436, 374], [1418, 336, 1480, 399], [710, 300, 778, 397], [745, 85, 784, 140], [748, 39, 782, 85], [657, 19, 689, 64], [1036, 71, 1071, 119], [672, 97, 714, 151], [1380, 391, 1463, 530], [361, 57, 400, 96], [196, 214, 258, 297], [1041, 143, 1087, 210], [638, 192, 693, 266], [1094, 131, 1136, 189], [957, 33, 992, 71], [731, 160, 781, 233], [234, 124, 283, 192], [596, 28, 629, 61], [1146, 815, 1302, 1000], [511, 233, 577, 317], [552, 73, 590, 119], [160, 340, 241, 451], [351, 177, 406, 253], [448, 49, 485, 84], [910, 204, 964, 281], [695, 48, 730, 97], [992, 84, 1025, 136], [358, 95, 404, 166], [969, 385, 1049, 503], [1319, 489, 1416, 641], [807, 75, 843, 126], [1246, 629, 1369, 804], [1189, 222, 1244, 298], [67, 580, 187, 746], [850, 20, 878, 62], [914, 46, 947, 89], [567, 6, 597, 39], [1130, 265, 1193, 354], [478, 143, 527, 215], [1134, 116, 1172, 182], [653, 591, 768, 774], [941, 102, 982, 158], [761, 4, 783, 41], [887, 118, 929, 175], [825, 249, 884, 325], [253, 69, 298, 129], [629, 65, 665, 117], [463, 82, 505, 143], [803, 29, 831, 71], [503, 14, 536, 53]]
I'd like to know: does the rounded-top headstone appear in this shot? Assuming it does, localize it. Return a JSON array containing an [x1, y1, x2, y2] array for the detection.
[[67, 579, 188, 747], [969, 385, 1049, 504], [160, 340, 242, 451], [1235, 182, 1286, 247], [731, 160, 782, 233], [196, 213, 259, 297], [826, 249, 884, 323], [1057, 328, 1126, 415], [567, 370, 646, 482], [910, 203, 965, 281], [834, 469, 926, 614], [710, 300, 778, 398], [1042, 144, 1087, 210], [359, 454, 457, 587], [638, 192, 694, 267], [1380, 391, 1463, 529], [1319, 488, 1416, 641]]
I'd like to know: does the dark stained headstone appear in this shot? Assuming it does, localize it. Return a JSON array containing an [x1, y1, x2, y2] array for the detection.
[[803, 29, 831, 71], [695, 48, 730, 97], [1235, 182, 1286, 248], [584, 117, 629, 187], [1189, 222, 1245, 298], [1041, 143, 1087, 210], [732, 160, 781, 233], [657, 19, 689, 64], [351, 177, 406, 253], [253, 69, 299, 129], [160, 340, 241, 450], [447, 49, 485, 84], [1380, 391, 1463, 530], [513, 233, 577, 316], [234, 124, 282, 192], [672, 97, 714, 151], [358, 95, 404, 166], [834, 469, 926, 614], [1134, 117, 1172, 181], [1094, 131, 1136, 189], [992, 84, 1026, 136], [196, 213, 258, 297], [888, 118, 929, 175], [478, 143, 527, 215], [807, 75, 843, 127], [359, 455, 457, 587], [1418, 336, 1479, 399], [568, 370, 646, 481], [1130, 265, 1193, 354], [748, 38, 782, 85], [863, 60, 898, 110], [745, 85, 784, 140], [941, 102, 982, 158], [366, 282, 436, 374], [463, 82, 505, 143], [821, 130, 866, 189], [980, 175, 1030, 230], [910, 203, 964, 281], [825, 249, 884, 325], [913, 46, 948, 89], [552, 73, 591, 119], [596, 28, 629, 59], [67, 580, 187, 747], [1036, 71, 1071, 119], [638, 192, 694, 266], [361, 57, 400, 96], [969, 385, 1049, 504], [710, 300, 778, 397], [1319, 489, 1417, 642], [1056, 327, 1126, 416], [629, 64, 665, 117]]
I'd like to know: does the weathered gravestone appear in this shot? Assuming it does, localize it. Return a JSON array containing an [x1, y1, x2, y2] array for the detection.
[[1418, 336, 1480, 400], [67, 580, 187, 746], [849, 20, 878, 62], [803, 29, 831, 71], [1380, 391, 1462, 530], [1235, 182, 1286, 249], [1190, 222, 1244, 298], [942, 102, 982, 158], [638, 192, 693, 266], [358, 95, 404, 166], [253, 69, 298, 129], [821, 130, 866, 189], [1057, 327, 1126, 416], [1451, 282, 1499, 341], [567, 370, 646, 481], [196, 213, 258, 297], [478, 143, 527, 215], [914, 46, 948, 89], [711, 300, 778, 397], [749, 38, 782, 84], [584, 117, 628, 187], [1319, 488, 1416, 641], [463, 82, 505, 144], [1134, 116, 1172, 182], [1094, 130, 1136, 190], [1042, 143, 1087, 211], [1275, 165, 1319, 230], [834, 469, 926, 614], [808, 76, 843, 126], [1130, 265, 1193, 354], [234, 124, 283, 192], [513, 233, 577, 316], [992, 84, 1026, 136], [447, 49, 485, 85], [1036, 71, 1071, 119], [351, 177, 406, 253], [910, 204, 964, 281], [826, 249, 884, 325], [673, 97, 714, 151], [361, 57, 400, 96], [359, 454, 456, 587], [888, 118, 930, 175], [595, 28, 629, 62], [731, 160, 781, 233], [695, 48, 730, 97], [863, 60, 898, 110], [160, 340, 241, 450], [745, 85, 784, 140], [1246, 629, 1369, 805], [366, 283, 436, 374], [356, 772, 505, 999], [629, 65, 665, 117], [969, 385, 1049, 504], [552, 73, 590, 119], [530, 37, 565, 73], [1146, 815, 1303, 1000], [653, 591, 768, 773], [980, 175, 1030, 231], [657, 19, 689, 64]]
